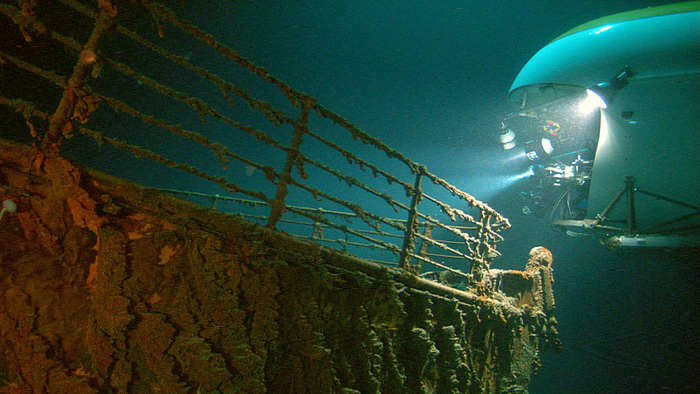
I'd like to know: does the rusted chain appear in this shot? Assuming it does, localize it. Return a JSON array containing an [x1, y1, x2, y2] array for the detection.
[[75, 125, 269, 203], [284, 205, 403, 256], [0, 52, 66, 88], [286, 178, 405, 234], [304, 128, 414, 198], [144, 2, 304, 110], [100, 57, 287, 149]]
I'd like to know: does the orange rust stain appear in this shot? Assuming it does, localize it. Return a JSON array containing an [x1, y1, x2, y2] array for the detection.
[[86, 260, 98, 292], [67, 187, 107, 232], [148, 292, 163, 304], [120, 213, 180, 240], [158, 243, 182, 265]]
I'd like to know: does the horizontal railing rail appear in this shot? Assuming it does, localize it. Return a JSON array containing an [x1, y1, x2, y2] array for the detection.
[[0, 0, 510, 279]]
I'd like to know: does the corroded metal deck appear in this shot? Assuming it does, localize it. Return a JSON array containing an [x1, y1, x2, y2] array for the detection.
[[0, 140, 559, 393]]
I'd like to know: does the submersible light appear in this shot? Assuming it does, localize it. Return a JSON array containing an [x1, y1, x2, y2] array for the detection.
[[579, 66, 635, 113], [498, 127, 516, 150], [580, 89, 608, 113]]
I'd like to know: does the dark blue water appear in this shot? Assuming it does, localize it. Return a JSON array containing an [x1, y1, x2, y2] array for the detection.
[[5, 0, 698, 392]]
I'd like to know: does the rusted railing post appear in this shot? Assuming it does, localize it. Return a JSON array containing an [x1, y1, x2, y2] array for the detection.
[[399, 166, 425, 274], [471, 214, 491, 283], [418, 225, 431, 259], [267, 100, 310, 228], [43, 5, 114, 149]]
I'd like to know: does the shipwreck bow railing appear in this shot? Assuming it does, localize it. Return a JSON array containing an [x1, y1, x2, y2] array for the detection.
[[0, 0, 509, 278]]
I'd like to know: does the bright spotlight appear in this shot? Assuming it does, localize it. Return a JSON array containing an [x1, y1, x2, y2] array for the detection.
[[511, 166, 535, 181], [580, 66, 635, 113], [501, 149, 528, 166], [580, 89, 608, 113], [475, 166, 535, 201], [500, 166, 536, 191]]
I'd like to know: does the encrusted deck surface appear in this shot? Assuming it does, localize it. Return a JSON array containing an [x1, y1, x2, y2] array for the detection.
[[0, 141, 558, 393]]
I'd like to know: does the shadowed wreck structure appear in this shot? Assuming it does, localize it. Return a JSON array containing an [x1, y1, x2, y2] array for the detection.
[[0, 1, 561, 393]]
